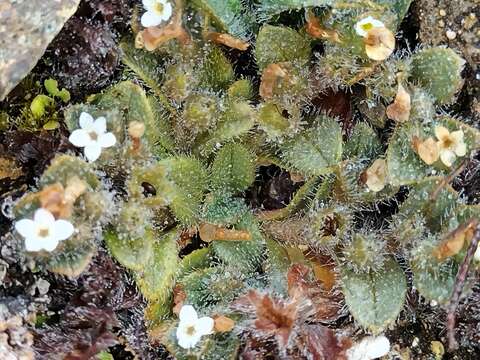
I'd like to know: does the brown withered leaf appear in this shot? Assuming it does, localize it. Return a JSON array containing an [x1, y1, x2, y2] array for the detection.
[[305, 12, 340, 42], [172, 284, 186, 315], [386, 84, 411, 122], [364, 27, 395, 61], [287, 264, 343, 322], [206, 32, 250, 51], [433, 219, 478, 260], [214, 315, 235, 332], [259, 63, 289, 100], [38, 178, 87, 219], [294, 324, 351, 360], [234, 290, 298, 348], [199, 223, 251, 242], [0, 157, 23, 180]]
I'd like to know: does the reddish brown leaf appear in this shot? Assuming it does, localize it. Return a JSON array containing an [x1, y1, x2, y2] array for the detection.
[[287, 264, 343, 322], [295, 324, 351, 360], [234, 290, 298, 348], [172, 284, 186, 315]]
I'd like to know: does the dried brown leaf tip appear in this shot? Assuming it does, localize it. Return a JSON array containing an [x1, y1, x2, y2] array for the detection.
[[415, 136, 440, 165], [0, 157, 23, 180], [295, 324, 351, 360], [259, 63, 289, 100], [386, 84, 411, 122], [433, 219, 478, 260], [234, 290, 298, 348], [213, 315, 235, 332], [206, 32, 250, 51], [364, 27, 395, 61], [172, 284, 186, 315], [136, 0, 190, 51], [305, 12, 340, 43], [39, 177, 87, 218], [362, 159, 387, 192], [199, 223, 251, 242]]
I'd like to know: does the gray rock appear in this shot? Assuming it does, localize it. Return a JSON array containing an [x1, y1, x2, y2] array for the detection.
[[0, 0, 81, 100]]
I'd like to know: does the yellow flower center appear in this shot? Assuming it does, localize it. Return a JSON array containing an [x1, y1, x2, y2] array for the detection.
[[38, 227, 50, 238], [186, 325, 196, 336], [361, 23, 374, 32], [154, 2, 164, 14], [442, 137, 454, 149]]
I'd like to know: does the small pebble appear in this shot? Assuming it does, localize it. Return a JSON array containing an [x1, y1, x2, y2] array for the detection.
[[439, 9, 446, 17], [446, 30, 456, 39]]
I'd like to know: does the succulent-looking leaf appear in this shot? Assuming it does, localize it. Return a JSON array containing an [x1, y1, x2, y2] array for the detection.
[[396, 177, 458, 233], [104, 227, 154, 271], [196, 101, 256, 155], [410, 47, 465, 104], [199, 46, 235, 91], [279, 116, 342, 176], [192, 0, 252, 40], [412, 259, 457, 304], [341, 258, 407, 333], [258, 0, 332, 20], [135, 229, 179, 303], [211, 143, 256, 194], [344, 122, 382, 160], [255, 25, 311, 71]]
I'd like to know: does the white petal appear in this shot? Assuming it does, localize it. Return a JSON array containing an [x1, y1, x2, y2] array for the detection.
[[474, 246, 480, 261], [24, 236, 44, 252], [179, 305, 198, 323], [79, 112, 94, 129], [93, 117, 107, 134], [34, 208, 55, 226], [177, 332, 201, 349], [142, 0, 157, 11], [15, 219, 35, 239], [40, 236, 60, 252], [455, 142, 467, 157], [365, 336, 390, 359], [141, 11, 162, 27], [84, 143, 102, 162], [434, 126, 450, 141], [440, 150, 456, 167], [195, 317, 214, 336], [450, 130, 464, 143], [69, 129, 90, 148], [160, 2, 173, 21], [54, 220, 74, 241], [98, 132, 116, 148]]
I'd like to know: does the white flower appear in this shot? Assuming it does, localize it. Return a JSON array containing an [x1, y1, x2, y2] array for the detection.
[[176, 305, 214, 349], [14, 208, 74, 252], [347, 335, 391, 360], [69, 112, 116, 162], [434, 126, 467, 167], [141, 0, 173, 27], [355, 16, 385, 37]]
